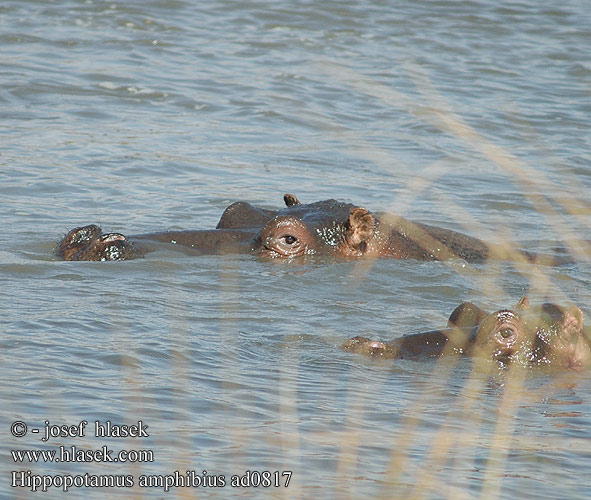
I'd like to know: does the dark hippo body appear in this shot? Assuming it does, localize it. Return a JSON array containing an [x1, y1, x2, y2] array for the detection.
[[343, 297, 591, 369], [57, 193, 554, 263]]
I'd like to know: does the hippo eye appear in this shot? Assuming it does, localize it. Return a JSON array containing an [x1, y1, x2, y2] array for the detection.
[[499, 328, 514, 339], [283, 235, 297, 245]]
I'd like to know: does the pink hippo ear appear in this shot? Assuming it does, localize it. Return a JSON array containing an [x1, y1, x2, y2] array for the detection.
[[516, 296, 530, 310], [563, 306, 584, 333], [283, 193, 301, 207], [341, 207, 375, 256]]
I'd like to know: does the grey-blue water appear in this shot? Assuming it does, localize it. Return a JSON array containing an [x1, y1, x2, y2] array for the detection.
[[1, 0, 590, 498]]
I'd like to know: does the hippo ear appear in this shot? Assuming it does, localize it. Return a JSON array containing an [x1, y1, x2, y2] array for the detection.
[[343, 208, 375, 252], [563, 306, 584, 331], [516, 296, 530, 310], [284, 194, 301, 207]]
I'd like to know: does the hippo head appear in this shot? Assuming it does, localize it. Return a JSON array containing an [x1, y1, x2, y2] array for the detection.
[[56, 225, 141, 261], [250, 198, 376, 259], [473, 297, 589, 367], [217, 194, 377, 259]]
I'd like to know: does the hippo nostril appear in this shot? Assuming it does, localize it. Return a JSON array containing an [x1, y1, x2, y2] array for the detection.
[[369, 341, 386, 354], [100, 233, 126, 243]]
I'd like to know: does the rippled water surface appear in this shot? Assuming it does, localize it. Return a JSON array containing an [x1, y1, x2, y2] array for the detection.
[[1, 0, 590, 498]]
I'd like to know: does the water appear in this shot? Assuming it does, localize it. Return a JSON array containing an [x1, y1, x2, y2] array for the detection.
[[1, 0, 590, 498]]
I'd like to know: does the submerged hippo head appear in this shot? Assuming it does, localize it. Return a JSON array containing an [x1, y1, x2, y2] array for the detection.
[[216, 194, 378, 258], [473, 297, 589, 367], [56, 192, 502, 262], [56, 225, 141, 261]]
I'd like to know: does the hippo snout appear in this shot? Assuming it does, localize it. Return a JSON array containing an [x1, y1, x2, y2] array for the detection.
[[342, 336, 387, 356]]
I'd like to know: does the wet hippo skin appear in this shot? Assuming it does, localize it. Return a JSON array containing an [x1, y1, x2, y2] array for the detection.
[[56, 193, 563, 263], [343, 297, 591, 369]]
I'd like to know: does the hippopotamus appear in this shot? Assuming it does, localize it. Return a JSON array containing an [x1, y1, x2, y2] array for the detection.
[[342, 297, 591, 369], [56, 193, 558, 263]]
